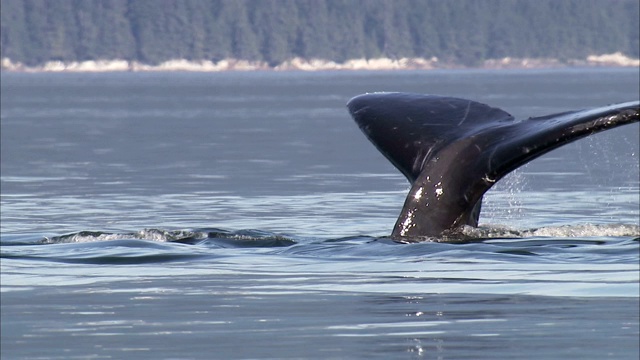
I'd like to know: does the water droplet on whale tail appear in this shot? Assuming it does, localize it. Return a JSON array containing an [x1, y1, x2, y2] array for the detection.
[[347, 93, 640, 240]]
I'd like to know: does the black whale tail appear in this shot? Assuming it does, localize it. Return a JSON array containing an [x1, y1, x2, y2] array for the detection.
[[347, 93, 640, 240]]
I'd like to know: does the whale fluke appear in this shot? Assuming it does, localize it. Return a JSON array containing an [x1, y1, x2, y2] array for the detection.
[[347, 93, 639, 240]]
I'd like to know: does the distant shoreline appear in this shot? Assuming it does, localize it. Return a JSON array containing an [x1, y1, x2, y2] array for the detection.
[[2, 53, 639, 73]]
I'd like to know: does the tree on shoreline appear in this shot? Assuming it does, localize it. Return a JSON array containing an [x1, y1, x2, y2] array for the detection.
[[1, 0, 638, 67]]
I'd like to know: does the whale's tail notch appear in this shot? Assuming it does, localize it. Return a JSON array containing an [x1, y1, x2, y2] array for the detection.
[[347, 92, 640, 240]]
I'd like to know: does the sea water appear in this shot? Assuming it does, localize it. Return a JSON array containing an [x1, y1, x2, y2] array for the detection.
[[1, 69, 639, 359]]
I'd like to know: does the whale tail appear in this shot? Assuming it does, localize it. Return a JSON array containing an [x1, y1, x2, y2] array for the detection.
[[347, 93, 639, 240]]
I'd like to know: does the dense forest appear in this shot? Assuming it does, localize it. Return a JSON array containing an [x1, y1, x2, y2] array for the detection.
[[1, 0, 639, 67]]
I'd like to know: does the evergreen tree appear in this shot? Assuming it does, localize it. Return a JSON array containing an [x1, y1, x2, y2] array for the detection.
[[0, 0, 637, 67]]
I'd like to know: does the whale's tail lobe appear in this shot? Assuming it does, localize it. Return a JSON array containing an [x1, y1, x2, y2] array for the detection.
[[347, 93, 639, 240]]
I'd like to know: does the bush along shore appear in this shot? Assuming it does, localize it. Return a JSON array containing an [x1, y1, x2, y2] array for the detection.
[[2, 53, 639, 73]]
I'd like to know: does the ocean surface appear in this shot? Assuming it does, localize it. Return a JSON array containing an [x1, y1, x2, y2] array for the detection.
[[1, 68, 639, 359]]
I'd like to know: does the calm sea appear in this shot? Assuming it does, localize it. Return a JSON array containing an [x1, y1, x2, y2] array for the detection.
[[1, 69, 639, 359]]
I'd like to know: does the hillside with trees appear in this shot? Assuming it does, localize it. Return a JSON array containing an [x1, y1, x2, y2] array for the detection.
[[1, 0, 638, 68]]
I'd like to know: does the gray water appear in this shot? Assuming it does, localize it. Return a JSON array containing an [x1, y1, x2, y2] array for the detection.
[[1, 69, 639, 359]]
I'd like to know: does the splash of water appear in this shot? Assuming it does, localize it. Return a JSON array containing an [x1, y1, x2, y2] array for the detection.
[[481, 169, 527, 224], [461, 223, 640, 239]]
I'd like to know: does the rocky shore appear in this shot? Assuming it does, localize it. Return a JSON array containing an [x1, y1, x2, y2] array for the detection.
[[2, 52, 638, 73]]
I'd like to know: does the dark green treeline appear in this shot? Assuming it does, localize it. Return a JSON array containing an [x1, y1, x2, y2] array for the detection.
[[1, 0, 638, 66]]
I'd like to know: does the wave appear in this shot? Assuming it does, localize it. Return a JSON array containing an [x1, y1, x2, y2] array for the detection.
[[32, 223, 639, 246], [41, 228, 298, 247], [1, 224, 637, 266], [460, 223, 640, 239]]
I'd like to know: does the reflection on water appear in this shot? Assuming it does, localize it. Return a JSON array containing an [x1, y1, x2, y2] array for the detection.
[[1, 69, 639, 359]]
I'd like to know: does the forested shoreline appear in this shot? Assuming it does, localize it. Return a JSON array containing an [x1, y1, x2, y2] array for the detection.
[[1, 0, 639, 70]]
